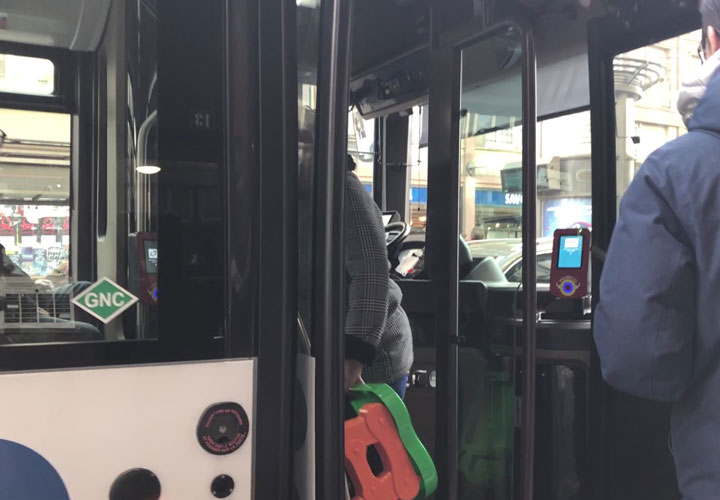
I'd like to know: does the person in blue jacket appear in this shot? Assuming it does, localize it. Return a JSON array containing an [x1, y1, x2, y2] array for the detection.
[[594, 1, 720, 498]]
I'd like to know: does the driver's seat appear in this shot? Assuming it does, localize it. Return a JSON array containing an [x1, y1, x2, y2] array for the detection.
[[459, 237, 474, 279], [418, 236, 474, 280]]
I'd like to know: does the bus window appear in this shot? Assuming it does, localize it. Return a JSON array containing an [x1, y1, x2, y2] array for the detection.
[[0, 108, 76, 338], [613, 30, 702, 211], [0, 0, 230, 345], [500, 110, 592, 284], [407, 104, 426, 229], [0, 54, 55, 95], [537, 111, 592, 235], [459, 30, 524, 294]]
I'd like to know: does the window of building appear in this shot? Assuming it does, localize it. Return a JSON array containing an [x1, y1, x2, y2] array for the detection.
[[614, 30, 701, 205]]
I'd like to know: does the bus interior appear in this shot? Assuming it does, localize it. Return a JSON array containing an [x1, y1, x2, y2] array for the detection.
[[0, 0, 702, 499]]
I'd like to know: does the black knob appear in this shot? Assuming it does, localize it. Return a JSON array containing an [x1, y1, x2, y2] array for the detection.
[[211, 475, 235, 498], [109, 469, 161, 500]]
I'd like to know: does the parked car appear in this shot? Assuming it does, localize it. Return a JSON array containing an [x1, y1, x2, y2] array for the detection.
[[497, 238, 554, 283], [466, 238, 521, 262], [395, 235, 559, 283]]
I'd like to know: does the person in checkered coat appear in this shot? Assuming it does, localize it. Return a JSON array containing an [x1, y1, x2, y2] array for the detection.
[[343, 155, 414, 398]]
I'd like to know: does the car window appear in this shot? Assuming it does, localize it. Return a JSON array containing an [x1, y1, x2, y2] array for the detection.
[[504, 253, 552, 284], [506, 261, 522, 283], [537, 253, 552, 283]]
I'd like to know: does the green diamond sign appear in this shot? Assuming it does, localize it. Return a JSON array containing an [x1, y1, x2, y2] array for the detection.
[[72, 278, 139, 324]]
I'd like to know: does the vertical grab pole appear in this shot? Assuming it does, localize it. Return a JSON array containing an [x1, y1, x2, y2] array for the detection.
[[314, 0, 352, 499], [587, 19, 615, 499], [519, 22, 538, 500], [427, 2, 461, 498]]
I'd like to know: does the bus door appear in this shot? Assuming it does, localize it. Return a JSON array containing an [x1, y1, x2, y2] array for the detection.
[[0, 1, 312, 499], [588, 3, 700, 499], [426, 16, 538, 500]]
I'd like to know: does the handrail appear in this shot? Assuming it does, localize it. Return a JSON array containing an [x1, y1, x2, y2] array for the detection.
[[519, 19, 538, 500]]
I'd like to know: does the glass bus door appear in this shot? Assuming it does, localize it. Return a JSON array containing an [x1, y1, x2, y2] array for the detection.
[[426, 17, 538, 500]]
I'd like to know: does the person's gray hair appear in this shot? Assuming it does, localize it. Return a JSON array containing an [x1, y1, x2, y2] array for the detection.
[[701, 0, 720, 31]]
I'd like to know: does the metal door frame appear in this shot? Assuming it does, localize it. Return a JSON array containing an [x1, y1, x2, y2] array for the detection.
[[313, 0, 353, 499], [253, 0, 301, 497]]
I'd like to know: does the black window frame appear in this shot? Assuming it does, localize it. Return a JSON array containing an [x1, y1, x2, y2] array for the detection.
[[0, 41, 74, 113]]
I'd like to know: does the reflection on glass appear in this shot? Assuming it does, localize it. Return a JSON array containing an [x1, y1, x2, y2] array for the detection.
[[613, 30, 701, 211], [123, 0, 159, 340]]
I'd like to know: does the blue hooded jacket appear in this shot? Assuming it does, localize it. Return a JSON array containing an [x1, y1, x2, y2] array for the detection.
[[594, 66, 720, 499]]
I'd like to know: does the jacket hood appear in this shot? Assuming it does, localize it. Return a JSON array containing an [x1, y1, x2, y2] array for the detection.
[[688, 66, 720, 135]]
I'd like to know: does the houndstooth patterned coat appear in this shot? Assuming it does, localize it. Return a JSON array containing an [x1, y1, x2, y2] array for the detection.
[[344, 172, 413, 384]]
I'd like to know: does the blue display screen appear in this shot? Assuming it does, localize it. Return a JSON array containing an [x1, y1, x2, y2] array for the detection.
[[558, 235, 583, 269]]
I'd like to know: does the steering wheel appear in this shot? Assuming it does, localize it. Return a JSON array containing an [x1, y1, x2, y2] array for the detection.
[[385, 221, 411, 248]]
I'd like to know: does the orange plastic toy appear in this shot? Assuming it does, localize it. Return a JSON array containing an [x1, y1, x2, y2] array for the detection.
[[345, 403, 421, 500]]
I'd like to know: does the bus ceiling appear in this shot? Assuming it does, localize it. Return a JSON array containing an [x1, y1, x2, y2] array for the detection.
[[0, 0, 112, 51], [350, 0, 608, 120], [348, 0, 697, 121]]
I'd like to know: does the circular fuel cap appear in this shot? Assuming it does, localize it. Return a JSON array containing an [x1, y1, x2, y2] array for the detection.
[[197, 402, 249, 455]]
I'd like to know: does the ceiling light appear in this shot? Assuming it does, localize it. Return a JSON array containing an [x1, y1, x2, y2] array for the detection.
[[137, 165, 161, 175]]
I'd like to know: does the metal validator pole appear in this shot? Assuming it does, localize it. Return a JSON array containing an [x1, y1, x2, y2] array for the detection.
[[519, 21, 538, 500]]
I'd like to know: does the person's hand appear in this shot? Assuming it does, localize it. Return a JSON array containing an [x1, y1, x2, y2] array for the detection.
[[344, 359, 364, 392], [34, 279, 53, 290]]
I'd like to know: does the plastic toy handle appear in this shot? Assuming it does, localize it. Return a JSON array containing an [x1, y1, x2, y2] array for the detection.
[[348, 383, 438, 499]]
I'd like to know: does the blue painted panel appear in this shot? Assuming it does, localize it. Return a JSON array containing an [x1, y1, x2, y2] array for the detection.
[[0, 439, 69, 500]]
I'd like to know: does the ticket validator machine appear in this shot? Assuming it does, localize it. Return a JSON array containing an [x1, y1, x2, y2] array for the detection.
[[550, 228, 591, 300]]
